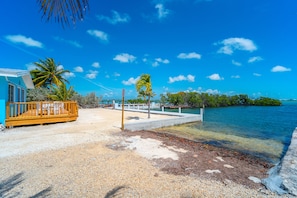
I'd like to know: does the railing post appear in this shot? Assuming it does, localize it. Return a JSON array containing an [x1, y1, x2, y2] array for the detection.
[[200, 108, 203, 122], [178, 107, 181, 113]]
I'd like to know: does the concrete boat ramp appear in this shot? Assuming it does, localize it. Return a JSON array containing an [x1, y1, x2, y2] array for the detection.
[[123, 109, 202, 131]]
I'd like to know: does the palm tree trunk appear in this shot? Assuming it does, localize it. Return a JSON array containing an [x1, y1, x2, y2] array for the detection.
[[148, 96, 151, 119]]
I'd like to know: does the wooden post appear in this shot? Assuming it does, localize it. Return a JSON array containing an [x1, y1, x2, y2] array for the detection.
[[121, 89, 125, 130]]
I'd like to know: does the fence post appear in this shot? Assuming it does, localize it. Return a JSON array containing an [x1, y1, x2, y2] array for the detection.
[[178, 107, 181, 113], [200, 108, 203, 122]]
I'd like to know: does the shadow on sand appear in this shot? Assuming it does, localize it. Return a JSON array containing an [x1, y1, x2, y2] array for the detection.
[[0, 172, 52, 198]]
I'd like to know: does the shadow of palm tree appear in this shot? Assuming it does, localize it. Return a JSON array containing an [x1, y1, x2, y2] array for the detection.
[[29, 186, 52, 198], [0, 172, 24, 198], [0, 172, 52, 198], [104, 185, 140, 198], [104, 186, 126, 198]]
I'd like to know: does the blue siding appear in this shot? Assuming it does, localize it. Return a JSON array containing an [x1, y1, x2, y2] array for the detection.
[[0, 76, 28, 126], [0, 77, 8, 100]]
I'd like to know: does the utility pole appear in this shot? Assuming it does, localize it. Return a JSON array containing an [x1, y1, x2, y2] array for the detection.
[[121, 89, 125, 130]]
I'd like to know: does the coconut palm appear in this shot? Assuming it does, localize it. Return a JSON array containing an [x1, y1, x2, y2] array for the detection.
[[135, 74, 155, 118], [37, 0, 89, 27], [48, 83, 75, 101], [30, 57, 70, 88]]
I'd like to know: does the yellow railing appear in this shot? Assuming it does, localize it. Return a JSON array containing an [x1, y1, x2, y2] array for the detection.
[[5, 101, 78, 127]]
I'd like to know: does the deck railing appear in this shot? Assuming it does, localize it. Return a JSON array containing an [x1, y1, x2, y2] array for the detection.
[[5, 101, 78, 127]]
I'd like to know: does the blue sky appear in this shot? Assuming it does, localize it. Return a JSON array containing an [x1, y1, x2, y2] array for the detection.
[[0, 0, 296, 100]]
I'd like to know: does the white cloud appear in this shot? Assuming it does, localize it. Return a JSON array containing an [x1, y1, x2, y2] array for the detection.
[[216, 37, 257, 55], [114, 72, 120, 77], [205, 89, 220, 94], [86, 70, 99, 79], [155, 4, 170, 19], [5, 34, 43, 48], [271, 65, 291, 72], [113, 53, 136, 63], [248, 56, 263, 63], [57, 65, 64, 70], [97, 10, 130, 24], [153, 57, 170, 66], [74, 66, 84, 72], [87, 30, 109, 42], [92, 62, 100, 68], [231, 75, 240, 78], [155, 58, 170, 64], [253, 73, 262, 76], [122, 76, 140, 85], [168, 74, 195, 83], [232, 60, 242, 66], [64, 72, 75, 78], [207, 73, 224, 80], [53, 36, 82, 48], [177, 52, 201, 59], [26, 63, 37, 71]]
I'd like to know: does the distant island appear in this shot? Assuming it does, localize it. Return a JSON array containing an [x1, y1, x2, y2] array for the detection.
[[127, 92, 282, 108]]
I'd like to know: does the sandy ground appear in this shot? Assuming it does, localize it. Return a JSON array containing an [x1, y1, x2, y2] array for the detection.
[[0, 108, 286, 197]]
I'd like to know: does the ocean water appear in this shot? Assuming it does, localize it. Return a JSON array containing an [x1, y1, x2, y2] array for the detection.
[[156, 101, 297, 163]]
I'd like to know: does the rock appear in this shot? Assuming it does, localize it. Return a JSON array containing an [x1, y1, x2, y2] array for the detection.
[[279, 128, 297, 196], [223, 164, 234, 169], [205, 169, 221, 174], [248, 176, 261, 184], [216, 156, 224, 162]]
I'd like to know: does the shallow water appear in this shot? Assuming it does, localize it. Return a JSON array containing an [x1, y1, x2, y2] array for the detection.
[[156, 101, 297, 163]]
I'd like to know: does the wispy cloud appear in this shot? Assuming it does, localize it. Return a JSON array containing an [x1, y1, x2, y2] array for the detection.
[[168, 74, 195, 83], [231, 75, 240, 79], [86, 70, 99, 79], [122, 76, 140, 85], [113, 53, 136, 63], [53, 36, 82, 48], [155, 3, 170, 19], [5, 34, 43, 48], [64, 72, 75, 78], [205, 89, 220, 94], [207, 73, 224, 80], [152, 57, 170, 67], [271, 65, 291, 72], [92, 62, 100, 68], [87, 30, 109, 42], [253, 73, 261, 76], [74, 66, 84, 72], [248, 56, 263, 63], [232, 60, 242, 66], [216, 37, 257, 55], [177, 52, 201, 59], [97, 10, 130, 24]]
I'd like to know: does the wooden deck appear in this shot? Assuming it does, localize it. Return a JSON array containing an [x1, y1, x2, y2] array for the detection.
[[5, 101, 78, 127]]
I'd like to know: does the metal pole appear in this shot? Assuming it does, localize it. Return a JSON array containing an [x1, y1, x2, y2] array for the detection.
[[121, 89, 125, 130]]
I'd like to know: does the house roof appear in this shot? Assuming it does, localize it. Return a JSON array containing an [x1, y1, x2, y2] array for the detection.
[[0, 68, 35, 89]]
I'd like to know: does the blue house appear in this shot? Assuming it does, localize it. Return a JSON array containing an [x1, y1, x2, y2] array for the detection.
[[0, 68, 34, 127]]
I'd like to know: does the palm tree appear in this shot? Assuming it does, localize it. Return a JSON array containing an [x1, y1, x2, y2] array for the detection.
[[135, 74, 155, 118], [30, 57, 70, 88], [37, 0, 89, 27], [48, 83, 75, 101]]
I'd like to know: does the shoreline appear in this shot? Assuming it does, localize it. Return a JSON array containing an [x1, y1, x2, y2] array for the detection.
[[121, 129, 273, 189]]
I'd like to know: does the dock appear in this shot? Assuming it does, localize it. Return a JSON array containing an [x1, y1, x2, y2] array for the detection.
[[122, 109, 203, 131]]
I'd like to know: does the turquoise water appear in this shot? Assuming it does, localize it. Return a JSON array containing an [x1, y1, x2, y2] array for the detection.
[[158, 101, 297, 163]]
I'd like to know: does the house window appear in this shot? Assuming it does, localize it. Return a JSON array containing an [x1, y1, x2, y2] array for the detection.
[[21, 89, 25, 102], [8, 84, 15, 102], [18, 87, 21, 102]]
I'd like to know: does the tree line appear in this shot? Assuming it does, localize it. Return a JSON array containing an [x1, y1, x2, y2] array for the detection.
[[159, 92, 281, 107]]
